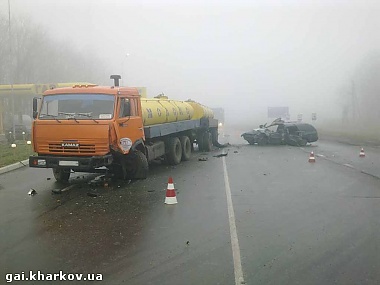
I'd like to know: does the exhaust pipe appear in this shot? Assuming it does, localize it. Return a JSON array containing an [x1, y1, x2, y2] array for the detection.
[[110, 75, 121, 87]]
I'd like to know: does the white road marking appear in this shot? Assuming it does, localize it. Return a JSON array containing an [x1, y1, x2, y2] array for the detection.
[[343, 163, 354, 168], [60, 184, 76, 192], [222, 156, 245, 285]]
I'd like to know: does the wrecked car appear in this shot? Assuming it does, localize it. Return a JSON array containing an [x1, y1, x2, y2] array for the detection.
[[241, 118, 318, 146]]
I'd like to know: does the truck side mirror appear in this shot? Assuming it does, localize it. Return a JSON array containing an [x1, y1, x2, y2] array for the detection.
[[33, 97, 38, 119]]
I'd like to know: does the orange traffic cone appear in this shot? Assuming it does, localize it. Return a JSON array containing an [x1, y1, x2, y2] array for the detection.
[[165, 177, 177, 204], [308, 151, 316, 163], [359, 148, 365, 157]]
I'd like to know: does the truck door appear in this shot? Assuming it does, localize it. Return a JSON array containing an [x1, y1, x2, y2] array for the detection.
[[115, 97, 144, 154]]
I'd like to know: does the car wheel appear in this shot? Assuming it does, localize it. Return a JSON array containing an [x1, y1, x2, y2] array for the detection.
[[257, 134, 268, 145]]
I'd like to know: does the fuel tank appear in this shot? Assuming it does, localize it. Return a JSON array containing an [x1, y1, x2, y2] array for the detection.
[[186, 100, 214, 120]]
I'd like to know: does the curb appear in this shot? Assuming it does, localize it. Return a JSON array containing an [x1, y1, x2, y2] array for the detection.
[[0, 159, 29, 175]]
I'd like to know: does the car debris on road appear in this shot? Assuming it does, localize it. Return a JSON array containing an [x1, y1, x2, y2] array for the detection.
[[28, 188, 37, 196], [213, 152, 228, 158]]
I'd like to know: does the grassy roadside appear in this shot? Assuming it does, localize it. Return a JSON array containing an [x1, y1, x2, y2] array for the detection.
[[0, 141, 35, 168], [317, 122, 380, 146]]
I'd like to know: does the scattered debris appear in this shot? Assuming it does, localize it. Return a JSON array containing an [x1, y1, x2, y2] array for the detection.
[[52, 189, 62, 194], [198, 157, 208, 161], [214, 142, 231, 148], [186, 240, 190, 245], [28, 189, 37, 196], [147, 190, 155, 192], [87, 192, 98, 198], [213, 152, 228, 158]]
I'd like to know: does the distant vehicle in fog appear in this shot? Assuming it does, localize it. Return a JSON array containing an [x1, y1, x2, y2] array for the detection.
[[211, 108, 224, 127]]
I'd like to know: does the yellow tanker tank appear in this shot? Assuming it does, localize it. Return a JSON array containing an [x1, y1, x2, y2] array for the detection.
[[141, 97, 194, 126], [186, 100, 214, 120]]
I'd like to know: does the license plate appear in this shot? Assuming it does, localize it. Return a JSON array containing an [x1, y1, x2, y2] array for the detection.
[[59, 161, 79, 166]]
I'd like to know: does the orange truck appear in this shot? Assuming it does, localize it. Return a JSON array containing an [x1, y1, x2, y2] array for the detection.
[[29, 75, 220, 182]]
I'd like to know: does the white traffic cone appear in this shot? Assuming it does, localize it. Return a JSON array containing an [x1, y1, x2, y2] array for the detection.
[[308, 151, 316, 163], [165, 177, 178, 204]]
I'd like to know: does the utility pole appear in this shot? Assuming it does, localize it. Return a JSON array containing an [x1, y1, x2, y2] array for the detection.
[[351, 80, 358, 121], [8, 0, 15, 140]]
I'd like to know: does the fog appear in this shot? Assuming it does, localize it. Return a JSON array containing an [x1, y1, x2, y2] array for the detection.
[[1, 0, 380, 127]]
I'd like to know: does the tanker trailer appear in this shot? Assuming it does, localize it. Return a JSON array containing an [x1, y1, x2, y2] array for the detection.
[[29, 75, 220, 182]]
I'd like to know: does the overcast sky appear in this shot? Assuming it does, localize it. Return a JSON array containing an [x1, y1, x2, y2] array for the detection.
[[1, 0, 379, 124]]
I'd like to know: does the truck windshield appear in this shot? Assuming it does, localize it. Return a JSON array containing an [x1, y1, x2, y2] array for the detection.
[[39, 94, 115, 120]]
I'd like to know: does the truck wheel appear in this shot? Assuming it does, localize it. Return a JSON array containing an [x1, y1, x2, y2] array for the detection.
[[53, 168, 70, 182], [180, 136, 191, 161], [166, 137, 182, 165], [115, 151, 149, 180], [133, 150, 149, 179], [202, 132, 212, 152]]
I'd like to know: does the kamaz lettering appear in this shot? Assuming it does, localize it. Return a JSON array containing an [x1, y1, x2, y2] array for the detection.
[[62, 143, 79, 147]]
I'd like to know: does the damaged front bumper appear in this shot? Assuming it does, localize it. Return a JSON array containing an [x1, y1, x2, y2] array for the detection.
[[29, 154, 113, 171]]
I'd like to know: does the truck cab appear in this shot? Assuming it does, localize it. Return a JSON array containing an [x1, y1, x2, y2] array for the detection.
[[29, 80, 147, 182]]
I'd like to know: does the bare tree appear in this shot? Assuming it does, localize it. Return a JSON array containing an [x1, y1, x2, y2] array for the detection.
[[0, 14, 110, 85]]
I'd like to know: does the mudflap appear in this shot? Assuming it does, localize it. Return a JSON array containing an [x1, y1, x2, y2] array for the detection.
[[211, 128, 230, 148]]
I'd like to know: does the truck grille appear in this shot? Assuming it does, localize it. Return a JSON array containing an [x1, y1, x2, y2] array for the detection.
[[48, 143, 96, 154]]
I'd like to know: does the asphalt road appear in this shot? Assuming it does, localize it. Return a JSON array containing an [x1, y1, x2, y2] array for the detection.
[[1, 135, 380, 285]]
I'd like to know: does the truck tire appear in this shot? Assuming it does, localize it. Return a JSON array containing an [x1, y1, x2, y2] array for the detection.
[[202, 132, 212, 152], [166, 137, 182, 165], [114, 151, 149, 180], [180, 136, 191, 161], [133, 150, 149, 179], [53, 168, 70, 182]]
